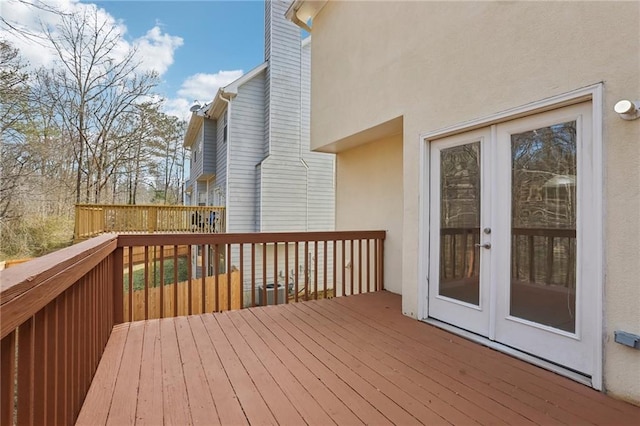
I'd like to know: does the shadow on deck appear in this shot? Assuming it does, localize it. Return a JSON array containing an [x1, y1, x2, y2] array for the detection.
[[78, 292, 639, 425]]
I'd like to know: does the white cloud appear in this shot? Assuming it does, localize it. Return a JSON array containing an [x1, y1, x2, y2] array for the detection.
[[162, 97, 191, 122], [177, 71, 244, 103], [0, 0, 181, 77], [160, 70, 243, 121], [134, 26, 183, 75]]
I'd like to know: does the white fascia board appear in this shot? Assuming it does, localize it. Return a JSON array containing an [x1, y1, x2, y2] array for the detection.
[[204, 63, 267, 119], [183, 114, 203, 148], [286, 0, 327, 31], [223, 62, 268, 96]]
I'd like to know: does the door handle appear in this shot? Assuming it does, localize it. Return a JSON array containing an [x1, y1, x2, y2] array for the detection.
[[475, 243, 491, 249]]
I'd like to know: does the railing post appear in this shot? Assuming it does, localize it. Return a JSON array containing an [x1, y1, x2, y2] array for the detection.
[[148, 206, 157, 233], [113, 246, 124, 324], [74, 205, 80, 241]]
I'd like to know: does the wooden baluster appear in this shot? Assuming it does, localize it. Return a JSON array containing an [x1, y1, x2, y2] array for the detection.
[[18, 317, 35, 425], [284, 243, 289, 304], [274, 242, 279, 305], [1, 331, 16, 426], [159, 246, 165, 318], [173, 246, 179, 317], [201, 244, 206, 314], [263, 244, 268, 305], [304, 241, 309, 301], [314, 241, 318, 300], [546, 236, 554, 285], [358, 239, 362, 295], [294, 242, 299, 303], [350, 240, 354, 296], [528, 235, 535, 283], [227, 244, 232, 311], [323, 240, 328, 299], [251, 243, 256, 307], [239, 244, 244, 309], [187, 245, 193, 315]]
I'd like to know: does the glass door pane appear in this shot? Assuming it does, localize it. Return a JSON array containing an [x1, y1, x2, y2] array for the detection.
[[439, 142, 481, 305], [510, 121, 577, 332]]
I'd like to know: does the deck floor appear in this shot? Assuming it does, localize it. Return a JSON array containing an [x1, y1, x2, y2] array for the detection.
[[78, 292, 639, 425]]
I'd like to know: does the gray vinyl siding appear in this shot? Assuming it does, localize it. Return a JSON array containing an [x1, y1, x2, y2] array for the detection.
[[259, 157, 308, 231], [215, 108, 228, 210], [264, 0, 301, 161], [227, 71, 266, 233], [190, 125, 204, 180], [203, 119, 217, 177]]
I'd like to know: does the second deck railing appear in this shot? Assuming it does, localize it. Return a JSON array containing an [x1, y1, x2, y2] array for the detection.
[[74, 204, 226, 241]]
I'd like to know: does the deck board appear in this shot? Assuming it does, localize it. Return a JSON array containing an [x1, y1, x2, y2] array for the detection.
[[79, 292, 640, 425], [135, 320, 164, 425]]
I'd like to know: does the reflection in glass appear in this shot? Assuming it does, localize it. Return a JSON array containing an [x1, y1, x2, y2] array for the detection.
[[511, 121, 577, 332], [439, 142, 481, 305]]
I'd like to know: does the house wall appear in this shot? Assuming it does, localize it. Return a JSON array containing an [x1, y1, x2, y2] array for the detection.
[[203, 119, 217, 177], [301, 39, 335, 231], [336, 134, 403, 295], [190, 124, 204, 180], [264, 0, 302, 162], [310, 1, 640, 402], [228, 72, 266, 233], [259, 0, 335, 232], [215, 109, 228, 211]]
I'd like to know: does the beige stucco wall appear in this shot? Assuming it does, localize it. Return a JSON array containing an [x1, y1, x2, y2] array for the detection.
[[310, 1, 640, 403], [335, 134, 403, 296]]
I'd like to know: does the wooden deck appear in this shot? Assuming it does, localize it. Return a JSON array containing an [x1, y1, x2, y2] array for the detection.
[[78, 292, 639, 425]]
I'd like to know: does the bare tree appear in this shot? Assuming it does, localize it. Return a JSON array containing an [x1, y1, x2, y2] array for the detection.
[[39, 6, 159, 203], [0, 41, 31, 220], [0, 0, 64, 41]]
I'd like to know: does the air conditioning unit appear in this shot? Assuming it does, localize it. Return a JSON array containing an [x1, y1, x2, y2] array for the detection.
[[258, 283, 286, 306]]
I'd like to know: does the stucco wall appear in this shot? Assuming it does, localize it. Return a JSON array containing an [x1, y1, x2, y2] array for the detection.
[[335, 134, 403, 296], [311, 1, 640, 403]]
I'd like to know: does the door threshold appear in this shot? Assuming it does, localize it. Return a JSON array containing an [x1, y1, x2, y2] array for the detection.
[[422, 317, 593, 388]]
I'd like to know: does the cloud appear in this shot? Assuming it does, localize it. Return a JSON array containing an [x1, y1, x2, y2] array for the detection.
[[134, 26, 183, 75], [0, 0, 181, 77], [177, 71, 244, 103], [159, 70, 243, 121], [162, 98, 192, 122]]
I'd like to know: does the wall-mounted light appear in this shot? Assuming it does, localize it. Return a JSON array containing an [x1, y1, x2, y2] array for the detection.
[[613, 99, 640, 120]]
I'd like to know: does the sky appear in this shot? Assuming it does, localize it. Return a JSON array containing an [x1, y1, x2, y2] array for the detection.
[[0, 0, 268, 119]]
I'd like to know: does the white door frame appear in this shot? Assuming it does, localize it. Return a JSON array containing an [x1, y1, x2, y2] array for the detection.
[[417, 83, 603, 389]]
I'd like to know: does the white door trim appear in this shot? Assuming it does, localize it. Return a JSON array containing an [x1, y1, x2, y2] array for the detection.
[[417, 83, 603, 389]]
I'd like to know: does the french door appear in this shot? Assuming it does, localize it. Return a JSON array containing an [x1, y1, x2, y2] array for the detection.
[[428, 102, 596, 376]]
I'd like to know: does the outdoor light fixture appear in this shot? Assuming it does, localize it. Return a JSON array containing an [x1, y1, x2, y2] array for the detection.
[[613, 99, 640, 120]]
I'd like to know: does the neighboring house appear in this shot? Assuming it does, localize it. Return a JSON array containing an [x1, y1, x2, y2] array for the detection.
[[184, 0, 333, 234], [288, 0, 640, 405], [183, 0, 335, 290]]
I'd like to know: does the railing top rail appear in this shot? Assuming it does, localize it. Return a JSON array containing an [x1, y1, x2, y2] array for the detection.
[[76, 203, 226, 210], [0, 233, 117, 339], [440, 226, 575, 238], [117, 230, 386, 247]]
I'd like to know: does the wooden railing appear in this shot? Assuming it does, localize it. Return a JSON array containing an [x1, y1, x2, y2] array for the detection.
[[440, 227, 576, 286], [74, 204, 226, 241], [0, 235, 118, 426], [0, 230, 385, 425], [117, 231, 386, 322]]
